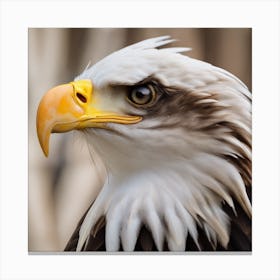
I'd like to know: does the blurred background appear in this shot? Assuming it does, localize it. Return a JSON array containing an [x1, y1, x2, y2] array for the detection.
[[28, 28, 251, 251]]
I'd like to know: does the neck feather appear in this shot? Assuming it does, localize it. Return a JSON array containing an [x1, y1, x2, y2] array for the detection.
[[77, 133, 251, 251]]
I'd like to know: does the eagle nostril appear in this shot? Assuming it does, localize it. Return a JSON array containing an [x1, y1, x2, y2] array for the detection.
[[77, 93, 87, 103]]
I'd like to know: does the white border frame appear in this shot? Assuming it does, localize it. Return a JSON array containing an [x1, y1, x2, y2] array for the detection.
[[1, 1, 280, 279]]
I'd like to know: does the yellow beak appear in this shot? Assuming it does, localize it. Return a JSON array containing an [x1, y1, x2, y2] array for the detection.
[[36, 79, 142, 156]]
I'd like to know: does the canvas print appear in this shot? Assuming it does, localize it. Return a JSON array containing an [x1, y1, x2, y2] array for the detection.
[[29, 28, 252, 252]]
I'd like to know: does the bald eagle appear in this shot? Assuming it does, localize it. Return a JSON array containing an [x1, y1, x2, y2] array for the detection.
[[36, 36, 251, 252]]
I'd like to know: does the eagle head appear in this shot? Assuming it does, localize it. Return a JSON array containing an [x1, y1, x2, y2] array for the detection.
[[36, 36, 251, 251]]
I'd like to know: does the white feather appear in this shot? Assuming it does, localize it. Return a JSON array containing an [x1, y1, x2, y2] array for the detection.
[[75, 36, 251, 251], [141, 195, 165, 251], [164, 205, 186, 251], [121, 208, 142, 251]]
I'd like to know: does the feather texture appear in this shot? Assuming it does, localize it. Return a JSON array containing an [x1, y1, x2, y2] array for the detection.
[[64, 36, 251, 252]]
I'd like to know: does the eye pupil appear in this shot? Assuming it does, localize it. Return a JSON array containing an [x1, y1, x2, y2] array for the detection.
[[135, 91, 145, 99], [128, 85, 156, 106]]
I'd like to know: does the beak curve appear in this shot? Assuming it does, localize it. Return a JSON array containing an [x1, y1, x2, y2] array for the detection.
[[36, 79, 142, 156]]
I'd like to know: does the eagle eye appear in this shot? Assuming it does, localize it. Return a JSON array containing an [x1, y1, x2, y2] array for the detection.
[[127, 85, 156, 107]]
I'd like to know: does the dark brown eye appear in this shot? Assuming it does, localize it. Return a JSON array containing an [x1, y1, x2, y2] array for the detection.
[[127, 85, 156, 106]]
